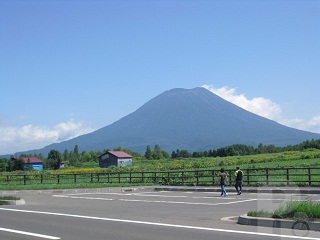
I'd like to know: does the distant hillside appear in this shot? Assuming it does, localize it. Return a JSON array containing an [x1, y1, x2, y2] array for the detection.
[[16, 87, 320, 156]]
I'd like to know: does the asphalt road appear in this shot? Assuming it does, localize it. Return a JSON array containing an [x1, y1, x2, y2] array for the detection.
[[1, 187, 319, 240]]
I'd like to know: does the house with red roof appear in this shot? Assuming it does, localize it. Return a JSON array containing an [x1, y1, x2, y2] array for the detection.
[[98, 151, 133, 168], [13, 157, 44, 171]]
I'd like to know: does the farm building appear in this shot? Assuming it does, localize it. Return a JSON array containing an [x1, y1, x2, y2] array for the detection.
[[99, 151, 133, 168], [13, 157, 44, 171]]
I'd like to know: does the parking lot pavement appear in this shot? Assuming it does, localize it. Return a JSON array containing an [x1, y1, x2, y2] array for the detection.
[[154, 186, 320, 195], [1, 187, 320, 240]]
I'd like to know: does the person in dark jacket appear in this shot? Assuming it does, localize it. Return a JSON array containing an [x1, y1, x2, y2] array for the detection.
[[235, 166, 243, 195]]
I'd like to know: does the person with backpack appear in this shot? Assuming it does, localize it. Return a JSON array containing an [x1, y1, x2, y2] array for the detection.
[[220, 168, 228, 197], [235, 166, 243, 195]]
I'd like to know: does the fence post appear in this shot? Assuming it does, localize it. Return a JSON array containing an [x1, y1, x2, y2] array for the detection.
[[142, 172, 144, 183], [196, 171, 199, 185], [90, 173, 93, 183], [182, 171, 184, 185], [246, 169, 250, 185], [154, 172, 157, 183], [211, 170, 215, 185], [41, 174, 43, 184], [228, 170, 232, 186], [308, 168, 312, 186], [286, 168, 290, 186], [24, 175, 26, 185], [57, 175, 60, 184], [74, 174, 77, 183], [266, 169, 269, 185], [130, 172, 132, 184], [118, 173, 121, 183]]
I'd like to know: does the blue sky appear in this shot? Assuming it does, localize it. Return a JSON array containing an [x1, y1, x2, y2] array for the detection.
[[1, 0, 319, 155]]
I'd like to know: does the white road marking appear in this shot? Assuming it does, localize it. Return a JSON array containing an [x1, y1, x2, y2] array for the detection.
[[55, 193, 303, 202], [119, 198, 257, 206], [0, 208, 318, 240], [63, 192, 132, 196], [133, 193, 189, 198], [53, 195, 113, 201], [55, 192, 246, 200], [61, 192, 189, 198], [53, 193, 257, 206], [0, 227, 60, 239]]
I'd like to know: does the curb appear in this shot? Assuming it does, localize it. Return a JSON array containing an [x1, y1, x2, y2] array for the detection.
[[238, 214, 320, 232], [0, 186, 155, 195], [154, 187, 320, 194], [0, 199, 25, 205]]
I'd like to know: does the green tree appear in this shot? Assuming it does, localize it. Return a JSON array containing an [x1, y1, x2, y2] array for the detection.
[[145, 146, 152, 160], [74, 145, 80, 159], [81, 151, 92, 162], [69, 151, 77, 166], [0, 158, 7, 172], [63, 149, 69, 162], [162, 150, 170, 159], [68, 145, 80, 166], [47, 149, 62, 170], [176, 149, 181, 158], [152, 144, 163, 160], [180, 150, 190, 158], [8, 157, 24, 171]]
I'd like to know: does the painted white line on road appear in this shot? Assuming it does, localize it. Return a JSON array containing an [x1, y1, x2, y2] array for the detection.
[[60, 192, 189, 198], [55, 192, 249, 200], [133, 193, 189, 198], [0, 208, 317, 240], [69, 196, 114, 201], [52, 195, 70, 198], [252, 198, 314, 202], [53, 193, 256, 206], [53, 195, 113, 201], [119, 198, 257, 206], [59, 192, 132, 196], [0, 227, 60, 239]]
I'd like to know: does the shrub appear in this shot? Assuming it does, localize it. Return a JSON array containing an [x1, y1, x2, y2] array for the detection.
[[248, 210, 273, 218], [248, 200, 320, 220], [273, 200, 320, 219], [0, 196, 20, 200]]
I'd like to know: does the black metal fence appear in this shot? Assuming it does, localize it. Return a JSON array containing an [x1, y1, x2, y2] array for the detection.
[[1, 167, 320, 187]]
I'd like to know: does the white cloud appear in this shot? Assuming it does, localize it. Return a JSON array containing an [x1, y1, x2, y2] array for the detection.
[[54, 120, 92, 141], [202, 85, 320, 134], [280, 115, 320, 134], [0, 119, 94, 155]]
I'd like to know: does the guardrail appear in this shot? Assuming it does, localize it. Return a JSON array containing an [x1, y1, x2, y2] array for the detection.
[[1, 167, 320, 186]]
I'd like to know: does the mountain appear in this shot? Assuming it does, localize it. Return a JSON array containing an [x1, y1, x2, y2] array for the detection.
[[16, 87, 320, 156]]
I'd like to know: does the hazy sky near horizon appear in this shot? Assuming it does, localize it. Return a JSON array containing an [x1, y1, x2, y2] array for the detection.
[[1, 1, 319, 155]]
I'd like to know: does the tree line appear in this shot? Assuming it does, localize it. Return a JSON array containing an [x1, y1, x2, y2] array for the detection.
[[171, 139, 320, 158], [1, 139, 320, 172]]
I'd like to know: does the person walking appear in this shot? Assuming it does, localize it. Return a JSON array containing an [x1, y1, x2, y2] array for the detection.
[[235, 166, 243, 195], [220, 168, 228, 197]]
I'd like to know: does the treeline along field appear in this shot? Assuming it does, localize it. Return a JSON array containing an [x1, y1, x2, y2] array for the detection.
[[1, 139, 320, 172]]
